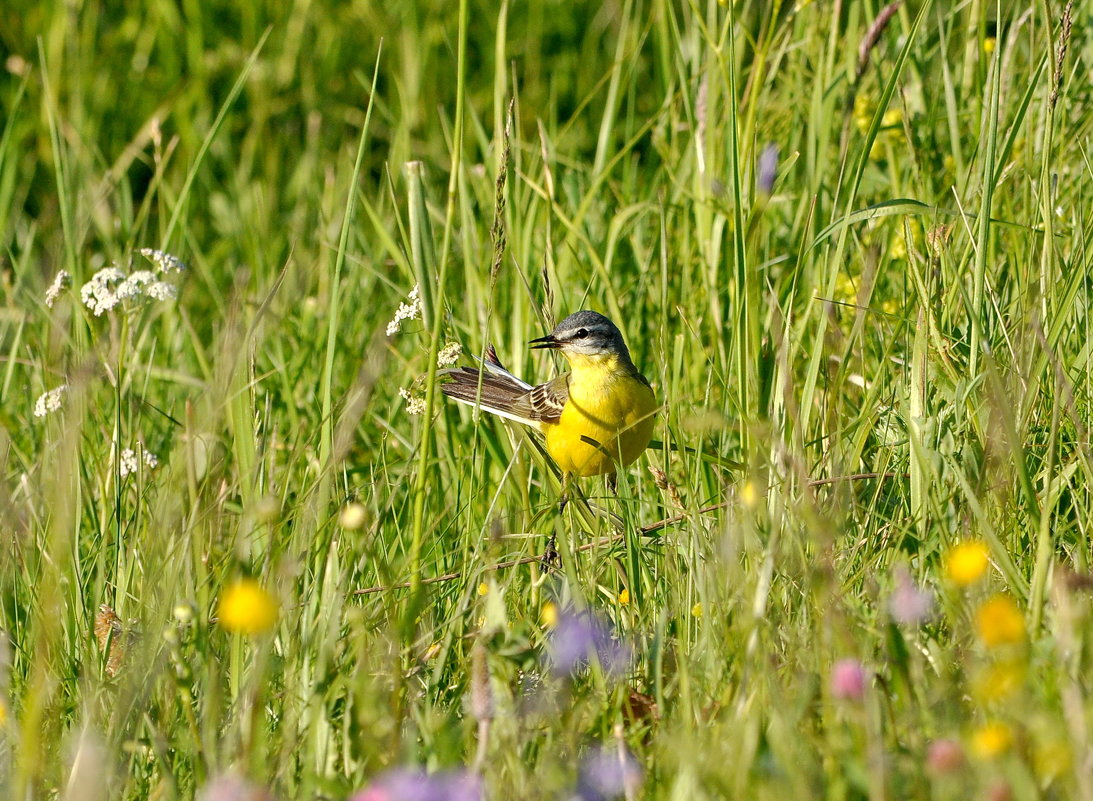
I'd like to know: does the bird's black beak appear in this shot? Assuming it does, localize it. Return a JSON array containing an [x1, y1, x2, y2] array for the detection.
[[529, 334, 561, 350]]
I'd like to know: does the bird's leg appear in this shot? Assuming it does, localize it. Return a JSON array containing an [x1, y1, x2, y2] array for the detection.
[[541, 472, 572, 566], [540, 533, 559, 568], [558, 472, 572, 515]]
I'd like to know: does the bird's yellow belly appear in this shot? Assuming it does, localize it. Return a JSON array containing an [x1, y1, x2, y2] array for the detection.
[[544, 378, 656, 477]]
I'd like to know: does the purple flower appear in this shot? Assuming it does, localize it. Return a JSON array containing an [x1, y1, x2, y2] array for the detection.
[[830, 659, 867, 702], [576, 744, 644, 801], [349, 768, 480, 801], [547, 610, 632, 679], [757, 143, 779, 195], [887, 568, 934, 625]]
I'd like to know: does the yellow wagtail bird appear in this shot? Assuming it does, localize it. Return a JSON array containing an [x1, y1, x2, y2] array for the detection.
[[440, 311, 657, 486]]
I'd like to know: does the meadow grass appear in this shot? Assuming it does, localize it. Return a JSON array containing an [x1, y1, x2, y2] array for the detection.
[[2, 0, 1092, 798]]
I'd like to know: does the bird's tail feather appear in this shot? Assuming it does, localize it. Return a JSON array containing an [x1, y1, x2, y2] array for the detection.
[[478, 344, 533, 389], [440, 365, 539, 429]]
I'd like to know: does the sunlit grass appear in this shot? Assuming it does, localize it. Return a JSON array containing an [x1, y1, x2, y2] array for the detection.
[[2, 1, 1092, 799]]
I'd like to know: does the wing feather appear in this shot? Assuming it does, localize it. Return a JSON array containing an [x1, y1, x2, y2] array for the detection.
[[522, 375, 568, 424], [440, 365, 567, 428]]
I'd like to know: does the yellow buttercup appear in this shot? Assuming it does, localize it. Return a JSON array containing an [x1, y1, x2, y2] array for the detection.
[[441, 311, 657, 483]]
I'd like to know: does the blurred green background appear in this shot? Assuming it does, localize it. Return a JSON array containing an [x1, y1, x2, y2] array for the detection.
[[2, 0, 1092, 799]]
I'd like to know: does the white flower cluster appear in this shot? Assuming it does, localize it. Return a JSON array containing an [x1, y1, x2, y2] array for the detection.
[[386, 284, 422, 336], [398, 387, 426, 415], [138, 248, 186, 273], [33, 385, 69, 417], [45, 271, 71, 308], [437, 342, 463, 366], [119, 444, 159, 478], [81, 267, 136, 315], [80, 249, 184, 316]]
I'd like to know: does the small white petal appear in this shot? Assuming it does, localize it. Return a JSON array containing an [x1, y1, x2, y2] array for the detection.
[[437, 342, 463, 366], [44, 271, 72, 308], [33, 385, 69, 418], [148, 282, 177, 301], [119, 448, 139, 478], [139, 248, 187, 273]]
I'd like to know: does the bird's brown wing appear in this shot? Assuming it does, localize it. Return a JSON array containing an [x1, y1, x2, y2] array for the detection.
[[516, 374, 569, 424]]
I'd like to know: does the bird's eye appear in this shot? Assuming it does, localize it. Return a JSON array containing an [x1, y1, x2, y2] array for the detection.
[[575, 328, 589, 339]]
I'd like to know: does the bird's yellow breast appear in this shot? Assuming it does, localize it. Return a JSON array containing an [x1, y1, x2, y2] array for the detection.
[[543, 354, 656, 477]]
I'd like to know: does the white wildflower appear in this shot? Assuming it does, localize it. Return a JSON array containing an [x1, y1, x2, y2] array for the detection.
[[45, 271, 71, 308], [113, 278, 143, 302], [81, 266, 127, 315], [125, 270, 157, 287], [33, 385, 69, 418], [94, 266, 127, 283], [399, 387, 426, 415], [81, 257, 181, 316], [139, 248, 187, 273], [118, 443, 158, 478], [437, 342, 463, 366], [118, 449, 139, 478], [147, 282, 177, 301], [386, 284, 423, 336]]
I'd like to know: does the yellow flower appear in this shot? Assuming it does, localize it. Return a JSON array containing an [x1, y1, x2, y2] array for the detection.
[[617, 589, 630, 606], [881, 108, 902, 127], [477, 582, 489, 597], [217, 579, 279, 635], [975, 595, 1025, 648], [540, 601, 558, 629], [853, 93, 875, 134], [691, 602, 703, 619], [739, 480, 760, 509], [983, 37, 997, 54], [971, 721, 1013, 758], [946, 541, 990, 586]]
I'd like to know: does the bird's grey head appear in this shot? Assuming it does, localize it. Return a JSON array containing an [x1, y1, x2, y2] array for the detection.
[[529, 310, 631, 360]]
